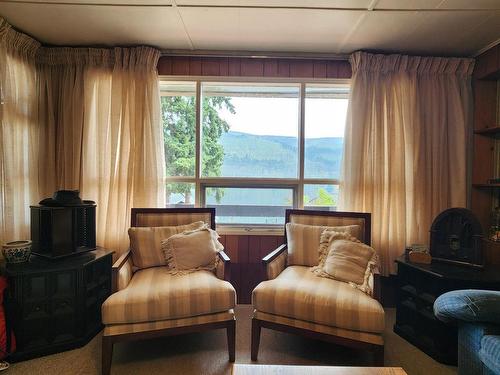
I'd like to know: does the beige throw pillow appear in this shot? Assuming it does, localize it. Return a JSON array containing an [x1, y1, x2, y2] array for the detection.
[[161, 225, 224, 274], [128, 221, 205, 269], [286, 222, 362, 266], [312, 230, 378, 295]]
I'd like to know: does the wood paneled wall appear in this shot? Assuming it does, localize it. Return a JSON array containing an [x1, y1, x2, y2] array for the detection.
[[157, 56, 352, 79], [218, 234, 283, 304]]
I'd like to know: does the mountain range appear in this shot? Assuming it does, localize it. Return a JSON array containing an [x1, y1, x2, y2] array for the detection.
[[218, 131, 343, 179]]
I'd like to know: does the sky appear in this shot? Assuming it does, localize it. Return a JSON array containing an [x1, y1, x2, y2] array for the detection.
[[218, 97, 348, 138]]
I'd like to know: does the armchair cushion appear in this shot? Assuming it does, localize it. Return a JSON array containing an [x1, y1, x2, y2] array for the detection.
[[161, 226, 223, 274], [102, 268, 236, 325], [128, 221, 205, 269], [252, 266, 385, 333], [286, 222, 362, 266]]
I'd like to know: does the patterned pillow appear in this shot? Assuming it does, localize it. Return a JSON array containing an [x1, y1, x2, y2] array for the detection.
[[128, 221, 205, 269], [286, 222, 362, 266], [312, 230, 378, 295], [161, 225, 223, 274]]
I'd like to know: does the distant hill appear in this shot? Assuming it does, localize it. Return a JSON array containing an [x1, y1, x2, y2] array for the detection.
[[218, 131, 343, 179]]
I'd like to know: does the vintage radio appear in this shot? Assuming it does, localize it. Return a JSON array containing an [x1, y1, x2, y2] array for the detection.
[[429, 207, 483, 267]]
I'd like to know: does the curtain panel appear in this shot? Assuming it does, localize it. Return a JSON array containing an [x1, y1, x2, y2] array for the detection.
[[0, 17, 165, 255], [37, 46, 165, 253], [0, 19, 53, 245], [339, 51, 474, 275]]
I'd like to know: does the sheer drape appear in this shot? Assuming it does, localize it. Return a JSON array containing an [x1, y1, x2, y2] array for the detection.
[[0, 19, 53, 244], [38, 47, 165, 254], [339, 51, 474, 275], [0, 17, 165, 254]]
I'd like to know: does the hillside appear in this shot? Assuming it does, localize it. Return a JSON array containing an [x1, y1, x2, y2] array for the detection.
[[219, 131, 343, 179]]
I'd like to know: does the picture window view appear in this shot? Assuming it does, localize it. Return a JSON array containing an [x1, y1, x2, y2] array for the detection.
[[161, 81, 348, 225]]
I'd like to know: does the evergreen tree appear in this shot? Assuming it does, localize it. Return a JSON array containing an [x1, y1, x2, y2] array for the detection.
[[162, 95, 234, 204]]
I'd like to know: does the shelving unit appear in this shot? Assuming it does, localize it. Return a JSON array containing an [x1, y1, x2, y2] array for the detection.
[[471, 43, 500, 265], [474, 126, 500, 138]]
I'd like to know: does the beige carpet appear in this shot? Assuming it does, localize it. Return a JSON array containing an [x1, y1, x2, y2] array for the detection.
[[7, 307, 456, 375]]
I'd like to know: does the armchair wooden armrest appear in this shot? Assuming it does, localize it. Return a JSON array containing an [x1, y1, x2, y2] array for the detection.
[[261, 244, 287, 281], [112, 250, 132, 293], [217, 250, 231, 282]]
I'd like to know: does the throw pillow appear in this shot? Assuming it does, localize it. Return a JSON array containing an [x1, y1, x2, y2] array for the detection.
[[161, 225, 224, 274], [128, 221, 206, 269], [312, 230, 378, 295], [286, 222, 362, 266]]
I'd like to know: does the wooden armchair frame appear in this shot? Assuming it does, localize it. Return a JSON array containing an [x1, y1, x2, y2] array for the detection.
[[102, 208, 235, 375], [251, 209, 384, 365]]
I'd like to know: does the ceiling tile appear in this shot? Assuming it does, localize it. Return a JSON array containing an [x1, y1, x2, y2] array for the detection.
[[175, 0, 371, 8], [347, 10, 499, 56], [375, 0, 443, 9], [179, 7, 364, 52], [438, 0, 500, 10], [0, 2, 187, 48], [4, 0, 172, 4], [376, 0, 500, 10]]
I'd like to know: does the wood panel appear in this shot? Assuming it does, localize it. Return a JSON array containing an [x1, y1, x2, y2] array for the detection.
[[158, 56, 351, 79], [474, 44, 500, 80], [483, 239, 500, 266], [473, 80, 498, 130]]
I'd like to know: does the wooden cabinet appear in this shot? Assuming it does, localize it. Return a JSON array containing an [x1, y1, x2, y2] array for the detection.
[[1, 248, 113, 361], [394, 257, 500, 365], [471, 43, 500, 265]]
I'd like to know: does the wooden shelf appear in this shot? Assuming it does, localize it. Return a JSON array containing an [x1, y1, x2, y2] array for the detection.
[[474, 126, 500, 138], [473, 183, 500, 189], [482, 238, 500, 245]]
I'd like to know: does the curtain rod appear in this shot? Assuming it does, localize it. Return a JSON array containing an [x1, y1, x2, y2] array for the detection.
[[160, 50, 350, 61]]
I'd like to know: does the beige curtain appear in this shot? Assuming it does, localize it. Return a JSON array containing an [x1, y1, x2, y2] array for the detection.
[[37, 47, 166, 254], [0, 19, 53, 244], [339, 51, 474, 275], [0, 17, 165, 255]]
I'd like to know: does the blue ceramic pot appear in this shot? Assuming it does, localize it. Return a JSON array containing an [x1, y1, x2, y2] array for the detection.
[[2, 240, 31, 263]]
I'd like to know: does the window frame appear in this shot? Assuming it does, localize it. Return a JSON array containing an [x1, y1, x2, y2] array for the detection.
[[160, 76, 350, 229]]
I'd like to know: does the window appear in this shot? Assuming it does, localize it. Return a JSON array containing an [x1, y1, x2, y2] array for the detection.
[[160, 79, 349, 226]]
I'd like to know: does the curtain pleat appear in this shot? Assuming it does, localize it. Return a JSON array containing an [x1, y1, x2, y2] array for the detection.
[[339, 51, 474, 275]]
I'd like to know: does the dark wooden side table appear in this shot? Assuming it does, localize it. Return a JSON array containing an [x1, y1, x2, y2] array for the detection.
[[394, 256, 500, 365], [1, 247, 113, 362]]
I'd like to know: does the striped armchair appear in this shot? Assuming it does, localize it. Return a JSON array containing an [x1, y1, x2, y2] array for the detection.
[[251, 209, 385, 364], [101, 208, 236, 375]]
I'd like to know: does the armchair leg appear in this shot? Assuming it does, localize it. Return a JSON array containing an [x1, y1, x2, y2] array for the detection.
[[227, 319, 236, 362], [373, 345, 384, 366], [102, 335, 113, 375], [251, 318, 261, 361]]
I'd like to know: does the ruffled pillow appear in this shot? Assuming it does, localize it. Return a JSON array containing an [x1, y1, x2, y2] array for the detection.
[[161, 224, 223, 275], [312, 230, 378, 296], [128, 221, 206, 269]]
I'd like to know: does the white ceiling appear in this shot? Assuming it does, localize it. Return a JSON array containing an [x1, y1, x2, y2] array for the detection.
[[0, 0, 499, 57]]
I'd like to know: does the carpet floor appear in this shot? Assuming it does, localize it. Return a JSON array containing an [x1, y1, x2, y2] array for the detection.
[[7, 306, 456, 375]]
